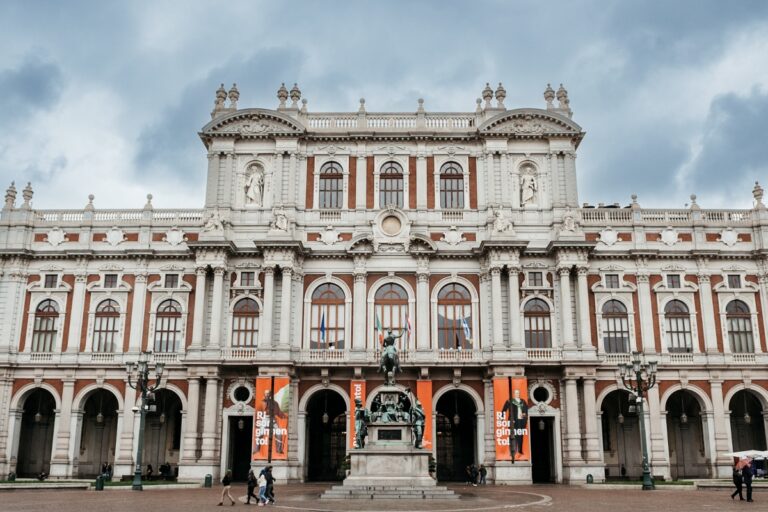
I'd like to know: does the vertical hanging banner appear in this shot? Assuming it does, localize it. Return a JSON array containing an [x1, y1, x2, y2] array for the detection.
[[493, 377, 512, 461], [416, 380, 433, 451], [349, 380, 366, 448], [508, 377, 530, 462], [252, 376, 291, 461]]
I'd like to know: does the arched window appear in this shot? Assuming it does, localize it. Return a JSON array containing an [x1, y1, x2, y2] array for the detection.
[[319, 161, 343, 209], [310, 283, 345, 349], [437, 283, 472, 349], [665, 300, 692, 353], [439, 162, 464, 209], [154, 299, 182, 353], [726, 300, 754, 353], [231, 298, 260, 347], [32, 299, 59, 352], [379, 161, 404, 208], [93, 299, 120, 352], [524, 299, 551, 348], [602, 300, 630, 353], [374, 283, 409, 348]]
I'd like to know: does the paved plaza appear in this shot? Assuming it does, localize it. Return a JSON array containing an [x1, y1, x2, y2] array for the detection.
[[0, 484, 763, 512]]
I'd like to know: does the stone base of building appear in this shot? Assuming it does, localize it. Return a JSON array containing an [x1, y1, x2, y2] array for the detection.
[[563, 463, 605, 484], [178, 463, 219, 481], [493, 461, 532, 484]]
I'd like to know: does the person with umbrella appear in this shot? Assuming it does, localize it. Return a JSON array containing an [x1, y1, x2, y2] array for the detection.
[[743, 457, 754, 502], [732, 458, 746, 501]]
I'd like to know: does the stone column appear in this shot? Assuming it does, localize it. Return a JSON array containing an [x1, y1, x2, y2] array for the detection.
[[508, 267, 521, 348], [416, 154, 427, 210], [205, 152, 221, 208], [190, 267, 207, 349], [0, 375, 14, 473], [260, 267, 275, 348], [356, 154, 367, 211], [200, 377, 220, 465], [558, 267, 575, 348], [113, 380, 136, 476], [128, 272, 148, 353], [181, 377, 201, 464], [287, 152, 297, 206], [582, 378, 601, 462], [499, 153, 511, 207], [208, 266, 225, 349], [697, 274, 719, 352], [278, 268, 292, 348], [645, 385, 669, 477], [491, 266, 505, 348], [352, 259, 367, 351], [273, 151, 284, 206], [576, 267, 592, 349], [222, 152, 234, 208], [710, 379, 733, 477], [49, 377, 75, 477], [65, 273, 87, 353], [636, 273, 656, 353], [563, 377, 583, 463], [416, 260, 430, 351], [757, 274, 768, 353]]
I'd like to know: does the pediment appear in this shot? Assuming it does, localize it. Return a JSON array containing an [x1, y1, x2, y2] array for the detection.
[[200, 109, 305, 139], [479, 109, 582, 138]]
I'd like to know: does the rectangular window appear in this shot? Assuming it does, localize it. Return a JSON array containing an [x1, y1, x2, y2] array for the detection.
[[667, 274, 681, 288], [44, 274, 58, 288], [528, 272, 543, 287], [728, 274, 741, 289], [605, 274, 620, 289], [240, 271, 255, 287], [103, 274, 118, 288], [164, 274, 179, 289]]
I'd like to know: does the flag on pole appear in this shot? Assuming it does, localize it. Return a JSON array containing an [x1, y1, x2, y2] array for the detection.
[[405, 313, 412, 335], [461, 317, 471, 343], [375, 312, 384, 345], [320, 311, 326, 345]]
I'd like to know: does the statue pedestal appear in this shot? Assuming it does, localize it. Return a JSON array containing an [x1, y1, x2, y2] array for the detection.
[[321, 422, 458, 500]]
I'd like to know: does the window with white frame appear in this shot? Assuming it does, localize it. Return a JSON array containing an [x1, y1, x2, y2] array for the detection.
[[43, 274, 58, 288], [93, 299, 120, 352], [605, 274, 620, 289], [727, 274, 742, 289], [31, 299, 59, 352], [231, 297, 259, 347], [602, 299, 630, 353], [318, 161, 344, 209], [436, 283, 472, 349], [527, 272, 544, 287], [524, 298, 551, 349], [666, 274, 681, 288], [374, 283, 409, 348], [103, 274, 118, 288], [164, 274, 179, 289], [379, 161, 404, 208], [439, 161, 464, 209], [154, 299, 182, 352], [310, 283, 345, 349], [239, 271, 255, 287], [726, 299, 754, 353], [664, 300, 692, 353]]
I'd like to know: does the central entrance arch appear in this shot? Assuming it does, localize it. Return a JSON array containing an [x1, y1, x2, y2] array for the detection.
[[600, 389, 642, 479], [665, 389, 709, 479], [76, 389, 119, 477], [305, 389, 347, 481], [142, 389, 183, 477], [16, 388, 56, 477], [435, 389, 477, 481]]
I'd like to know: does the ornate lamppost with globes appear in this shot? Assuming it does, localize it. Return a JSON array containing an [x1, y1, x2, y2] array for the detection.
[[619, 351, 658, 490], [125, 351, 165, 491]]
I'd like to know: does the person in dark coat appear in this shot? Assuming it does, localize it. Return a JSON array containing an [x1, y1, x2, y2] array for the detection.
[[264, 465, 276, 504], [743, 459, 754, 503], [479, 465, 487, 485], [245, 469, 258, 505], [732, 460, 744, 501], [469, 464, 479, 486]]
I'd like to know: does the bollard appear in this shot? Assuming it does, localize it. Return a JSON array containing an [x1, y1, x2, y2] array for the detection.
[[586, 474, 594, 484], [204, 474, 213, 488], [95, 475, 104, 491]]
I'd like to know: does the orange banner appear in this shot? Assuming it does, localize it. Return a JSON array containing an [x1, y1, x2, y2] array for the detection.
[[416, 380, 433, 451], [349, 380, 366, 448], [493, 377, 512, 461], [252, 376, 290, 461]]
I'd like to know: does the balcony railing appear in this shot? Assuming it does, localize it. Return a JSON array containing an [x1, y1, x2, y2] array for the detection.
[[302, 349, 349, 362], [729, 352, 757, 364], [437, 349, 483, 362], [152, 352, 182, 364], [602, 353, 632, 365], [221, 347, 258, 360], [526, 348, 561, 361], [305, 113, 476, 132], [579, 207, 755, 227]]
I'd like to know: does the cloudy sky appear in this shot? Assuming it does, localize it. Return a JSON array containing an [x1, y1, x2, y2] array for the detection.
[[1, 0, 767, 210]]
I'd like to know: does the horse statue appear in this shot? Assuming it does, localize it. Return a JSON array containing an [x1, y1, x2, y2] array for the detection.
[[378, 328, 403, 385]]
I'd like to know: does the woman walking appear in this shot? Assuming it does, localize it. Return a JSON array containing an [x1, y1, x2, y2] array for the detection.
[[246, 469, 258, 505], [731, 459, 744, 501], [257, 471, 267, 506], [218, 469, 236, 506]]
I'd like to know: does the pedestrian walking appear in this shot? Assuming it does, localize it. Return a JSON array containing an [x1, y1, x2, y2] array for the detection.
[[479, 464, 487, 485], [743, 458, 754, 503], [218, 469, 236, 506], [264, 465, 276, 504], [470, 464, 479, 486], [246, 469, 258, 505], [257, 472, 267, 506], [732, 459, 745, 500]]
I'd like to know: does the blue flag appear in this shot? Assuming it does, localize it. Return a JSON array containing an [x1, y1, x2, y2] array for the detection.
[[461, 317, 471, 342], [320, 310, 326, 344]]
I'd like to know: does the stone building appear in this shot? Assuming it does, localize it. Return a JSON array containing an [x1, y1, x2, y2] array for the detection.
[[0, 82, 766, 484]]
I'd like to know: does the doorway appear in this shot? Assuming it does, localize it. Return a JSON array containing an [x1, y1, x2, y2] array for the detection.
[[305, 389, 347, 481], [530, 416, 555, 483], [435, 390, 477, 481], [16, 389, 56, 477], [228, 416, 253, 481]]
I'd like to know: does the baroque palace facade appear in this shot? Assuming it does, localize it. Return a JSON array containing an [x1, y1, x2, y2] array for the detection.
[[0, 82, 767, 484]]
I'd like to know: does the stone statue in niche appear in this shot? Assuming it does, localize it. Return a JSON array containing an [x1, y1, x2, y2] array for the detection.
[[245, 165, 264, 206], [520, 173, 537, 206]]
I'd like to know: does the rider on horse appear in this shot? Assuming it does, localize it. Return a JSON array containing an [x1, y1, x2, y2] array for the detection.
[[379, 328, 404, 378]]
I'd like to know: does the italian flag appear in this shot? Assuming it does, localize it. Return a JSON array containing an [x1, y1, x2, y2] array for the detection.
[[375, 313, 384, 345]]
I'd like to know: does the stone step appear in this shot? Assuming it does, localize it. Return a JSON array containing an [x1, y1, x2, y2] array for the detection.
[[321, 485, 459, 500]]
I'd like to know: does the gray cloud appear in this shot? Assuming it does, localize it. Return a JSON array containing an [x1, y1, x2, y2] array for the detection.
[[0, 54, 64, 121]]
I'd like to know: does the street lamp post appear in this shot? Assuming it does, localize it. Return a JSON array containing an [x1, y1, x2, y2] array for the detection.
[[126, 351, 165, 491], [619, 351, 657, 490]]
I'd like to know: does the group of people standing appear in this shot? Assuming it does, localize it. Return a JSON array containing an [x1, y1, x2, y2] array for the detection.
[[218, 465, 276, 506], [465, 464, 487, 486], [732, 458, 756, 503]]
